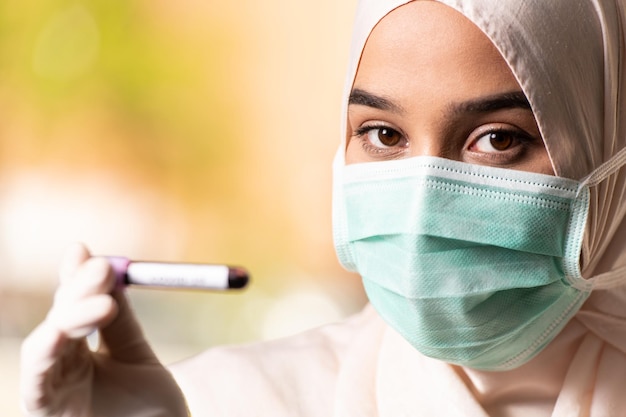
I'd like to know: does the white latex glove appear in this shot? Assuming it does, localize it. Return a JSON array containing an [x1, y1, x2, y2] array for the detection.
[[20, 243, 189, 417]]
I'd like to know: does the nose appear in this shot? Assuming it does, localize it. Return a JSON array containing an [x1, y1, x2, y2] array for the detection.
[[409, 134, 453, 160]]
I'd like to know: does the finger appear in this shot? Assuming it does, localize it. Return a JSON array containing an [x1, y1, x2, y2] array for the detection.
[[55, 257, 117, 305], [59, 243, 91, 285], [98, 290, 160, 365], [56, 248, 159, 364], [21, 321, 67, 375], [48, 294, 119, 339], [20, 323, 60, 413], [20, 321, 87, 384], [20, 320, 93, 415]]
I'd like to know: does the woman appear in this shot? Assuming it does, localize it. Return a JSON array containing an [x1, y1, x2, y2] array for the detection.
[[20, 0, 626, 416]]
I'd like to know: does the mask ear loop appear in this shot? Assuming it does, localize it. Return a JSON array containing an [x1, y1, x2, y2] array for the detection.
[[578, 146, 626, 289], [579, 146, 626, 189]]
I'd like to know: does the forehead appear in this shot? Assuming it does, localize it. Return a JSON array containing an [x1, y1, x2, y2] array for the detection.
[[353, 2, 520, 104]]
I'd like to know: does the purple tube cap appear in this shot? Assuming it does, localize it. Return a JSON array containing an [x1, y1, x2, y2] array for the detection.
[[106, 256, 131, 288]]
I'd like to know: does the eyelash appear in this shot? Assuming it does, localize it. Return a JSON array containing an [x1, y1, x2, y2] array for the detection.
[[352, 123, 537, 163], [353, 123, 408, 155], [353, 123, 394, 138], [466, 127, 535, 161]]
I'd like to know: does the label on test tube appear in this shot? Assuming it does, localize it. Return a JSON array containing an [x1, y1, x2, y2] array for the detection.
[[108, 257, 249, 291]]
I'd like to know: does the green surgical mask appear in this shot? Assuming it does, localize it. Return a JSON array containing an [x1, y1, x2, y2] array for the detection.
[[332, 151, 626, 371]]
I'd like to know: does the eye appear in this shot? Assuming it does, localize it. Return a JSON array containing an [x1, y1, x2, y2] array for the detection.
[[348, 123, 410, 161], [354, 124, 408, 149], [464, 125, 543, 167], [368, 127, 403, 148], [470, 130, 517, 153]]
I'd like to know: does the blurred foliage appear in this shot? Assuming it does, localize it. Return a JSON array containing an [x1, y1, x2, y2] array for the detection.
[[0, 0, 365, 350], [0, 1, 243, 195], [0, 3, 364, 414]]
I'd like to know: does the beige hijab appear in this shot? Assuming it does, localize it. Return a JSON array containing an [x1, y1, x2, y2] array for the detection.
[[339, 0, 626, 415]]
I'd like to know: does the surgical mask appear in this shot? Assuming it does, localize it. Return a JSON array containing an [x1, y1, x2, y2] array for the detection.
[[332, 150, 626, 371]]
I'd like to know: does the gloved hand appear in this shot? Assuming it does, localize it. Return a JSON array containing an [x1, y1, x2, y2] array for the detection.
[[20, 243, 189, 417]]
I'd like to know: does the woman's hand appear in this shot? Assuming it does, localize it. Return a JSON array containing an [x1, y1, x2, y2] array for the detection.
[[20, 243, 189, 417]]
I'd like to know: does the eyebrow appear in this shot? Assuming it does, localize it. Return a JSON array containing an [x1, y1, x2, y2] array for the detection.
[[348, 88, 531, 115], [449, 91, 532, 114], [348, 88, 406, 114]]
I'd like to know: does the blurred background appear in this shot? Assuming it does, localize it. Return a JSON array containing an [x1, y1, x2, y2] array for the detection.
[[0, 0, 364, 414]]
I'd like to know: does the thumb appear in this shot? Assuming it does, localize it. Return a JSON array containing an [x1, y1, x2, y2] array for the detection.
[[96, 266, 160, 365]]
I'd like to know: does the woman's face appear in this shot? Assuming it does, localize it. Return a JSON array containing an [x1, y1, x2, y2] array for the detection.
[[346, 1, 553, 175]]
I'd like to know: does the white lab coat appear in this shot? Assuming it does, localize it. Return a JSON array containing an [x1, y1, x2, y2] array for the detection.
[[170, 302, 626, 417]]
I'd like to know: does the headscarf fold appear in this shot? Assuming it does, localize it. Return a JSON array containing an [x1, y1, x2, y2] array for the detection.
[[339, 0, 626, 415]]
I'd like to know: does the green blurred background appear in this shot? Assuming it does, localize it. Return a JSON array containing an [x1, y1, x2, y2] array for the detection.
[[0, 1, 364, 414]]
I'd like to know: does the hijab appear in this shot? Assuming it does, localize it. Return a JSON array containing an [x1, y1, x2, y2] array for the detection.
[[337, 0, 626, 415]]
